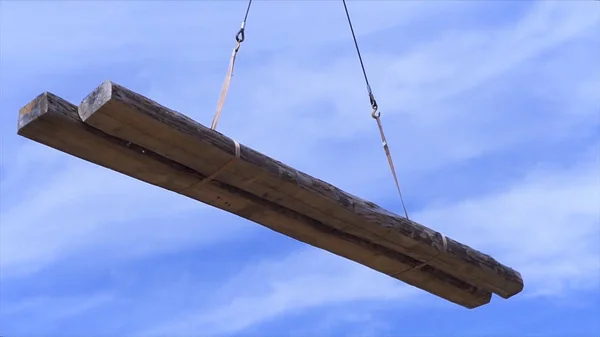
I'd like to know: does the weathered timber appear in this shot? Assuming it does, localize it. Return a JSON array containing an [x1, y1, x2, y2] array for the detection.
[[18, 92, 492, 308], [77, 80, 524, 299]]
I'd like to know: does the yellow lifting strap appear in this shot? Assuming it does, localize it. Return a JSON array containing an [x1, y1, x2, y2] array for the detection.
[[342, 0, 410, 219], [211, 0, 253, 131], [211, 41, 242, 131], [371, 108, 410, 220], [204, 1, 252, 189]]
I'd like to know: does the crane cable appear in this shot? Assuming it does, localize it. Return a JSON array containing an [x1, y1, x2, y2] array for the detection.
[[211, 0, 253, 130], [210, 0, 410, 220], [341, 0, 410, 220]]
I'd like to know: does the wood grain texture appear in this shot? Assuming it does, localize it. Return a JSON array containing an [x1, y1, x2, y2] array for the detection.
[[18, 91, 492, 309], [77, 80, 523, 299]]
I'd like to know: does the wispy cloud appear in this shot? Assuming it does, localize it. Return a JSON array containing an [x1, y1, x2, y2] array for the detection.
[[417, 145, 600, 296], [138, 247, 418, 336], [137, 145, 600, 335], [1, 291, 113, 319], [0, 154, 254, 277], [0, 291, 114, 335]]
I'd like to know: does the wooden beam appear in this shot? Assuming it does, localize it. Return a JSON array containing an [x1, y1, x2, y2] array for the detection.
[[77, 80, 524, 299], [18, 91, 492, 308]]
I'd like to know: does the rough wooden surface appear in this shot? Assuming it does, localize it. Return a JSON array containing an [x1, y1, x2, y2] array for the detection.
[[78, 80, 524, 299], [18, 91, 492, 308]]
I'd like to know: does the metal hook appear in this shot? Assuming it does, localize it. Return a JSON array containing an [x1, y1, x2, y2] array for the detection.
[[371, 108, 380, 119], [235, 28, 245, 43]]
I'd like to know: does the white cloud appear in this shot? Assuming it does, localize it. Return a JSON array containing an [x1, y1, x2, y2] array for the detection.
[[132, 0, 599, 205], [0, 1, 464, 78], [1, 291, 113, 319], [138, 247, 418, 336], [223, 1, 599, 168], [0, 0, 455, 281], [1, 0, 596, 281], [416, 146, 600, 297], [0, 0, 599, 335], [137, 145, 599, 335], [0, 151, 253, 277], [0, 291, 114, 335]]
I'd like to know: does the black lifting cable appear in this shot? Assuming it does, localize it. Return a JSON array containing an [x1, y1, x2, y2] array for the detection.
[[236, 0, 253, 44], [341, 0, 410, 220]]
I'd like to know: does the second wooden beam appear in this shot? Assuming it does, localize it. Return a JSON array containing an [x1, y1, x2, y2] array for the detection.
[[77, 80, 523, 299]]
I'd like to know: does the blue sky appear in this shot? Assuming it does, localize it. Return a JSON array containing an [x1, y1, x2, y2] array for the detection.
[[1, 0, 599, 335]]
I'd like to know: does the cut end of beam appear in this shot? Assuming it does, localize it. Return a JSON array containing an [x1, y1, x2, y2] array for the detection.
[[78, 79, 114, 122], [18, 92, 50, 135], [15, 90, 203, 195], [17, 91, 78, 140], [501, 270, 524, 299]]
